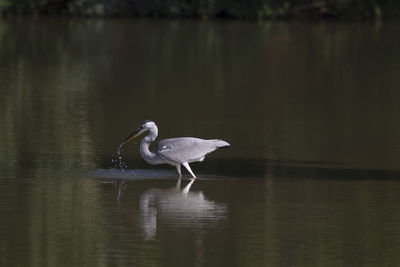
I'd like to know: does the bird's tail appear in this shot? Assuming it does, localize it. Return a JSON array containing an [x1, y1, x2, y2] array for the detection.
[[211, 139, 230, 148]]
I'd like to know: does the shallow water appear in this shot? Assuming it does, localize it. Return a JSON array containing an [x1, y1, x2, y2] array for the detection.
[[1, 18, 400, 266]]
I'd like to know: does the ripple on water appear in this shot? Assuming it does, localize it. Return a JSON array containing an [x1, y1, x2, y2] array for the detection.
[[85, 168, 177, 180], [85, 168, 231, 180]]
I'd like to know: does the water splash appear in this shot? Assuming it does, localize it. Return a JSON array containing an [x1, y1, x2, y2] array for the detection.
[[117, 141, 125, 157], [109, 141, 130, 200], [109, 141, 129, 171]]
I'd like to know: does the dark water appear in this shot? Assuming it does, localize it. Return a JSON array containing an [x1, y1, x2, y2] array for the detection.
[[1, 18, 400, 266]]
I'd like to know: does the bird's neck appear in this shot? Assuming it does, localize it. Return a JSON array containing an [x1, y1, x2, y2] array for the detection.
[[140, 126, 160, 165]]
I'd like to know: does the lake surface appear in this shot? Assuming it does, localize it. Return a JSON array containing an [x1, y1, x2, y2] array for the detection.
[[1, 18, 400, 266]]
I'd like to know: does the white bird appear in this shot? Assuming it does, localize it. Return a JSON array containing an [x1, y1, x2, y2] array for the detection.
[[121, 120, 230, 178]]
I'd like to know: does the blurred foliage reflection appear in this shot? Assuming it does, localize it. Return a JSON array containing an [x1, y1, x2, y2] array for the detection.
[[1, 19, 400, 267], [1, 0, 400, 19]]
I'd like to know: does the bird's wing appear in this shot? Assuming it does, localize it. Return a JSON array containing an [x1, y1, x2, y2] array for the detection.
[[155, 137, 219, 164]]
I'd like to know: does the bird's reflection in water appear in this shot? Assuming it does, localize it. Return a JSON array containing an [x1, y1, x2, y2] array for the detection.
[[139, 179, 228, 240]]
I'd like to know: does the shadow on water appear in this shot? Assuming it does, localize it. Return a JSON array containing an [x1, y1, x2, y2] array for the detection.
[[269, 163, 400, 180], [266, 160, 400, 181], [88, 155, 400, 183]]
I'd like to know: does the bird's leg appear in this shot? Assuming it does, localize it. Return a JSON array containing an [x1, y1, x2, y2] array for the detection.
[[182, 162, 197, 179], [176, 165, 182, 178]]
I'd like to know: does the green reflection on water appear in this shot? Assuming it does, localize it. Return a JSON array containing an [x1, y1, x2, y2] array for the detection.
[[1, 19, 400, 267], [1, 19, 400, 171]]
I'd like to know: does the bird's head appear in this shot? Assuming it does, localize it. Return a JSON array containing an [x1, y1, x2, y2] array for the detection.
[[123, 120, 156, 143]]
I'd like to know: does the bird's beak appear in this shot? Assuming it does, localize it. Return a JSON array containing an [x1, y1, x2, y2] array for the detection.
[[123, 127, 144, 143]]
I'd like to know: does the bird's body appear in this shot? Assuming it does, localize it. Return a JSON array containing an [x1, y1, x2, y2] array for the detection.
[[122, 120, 229, 178]]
